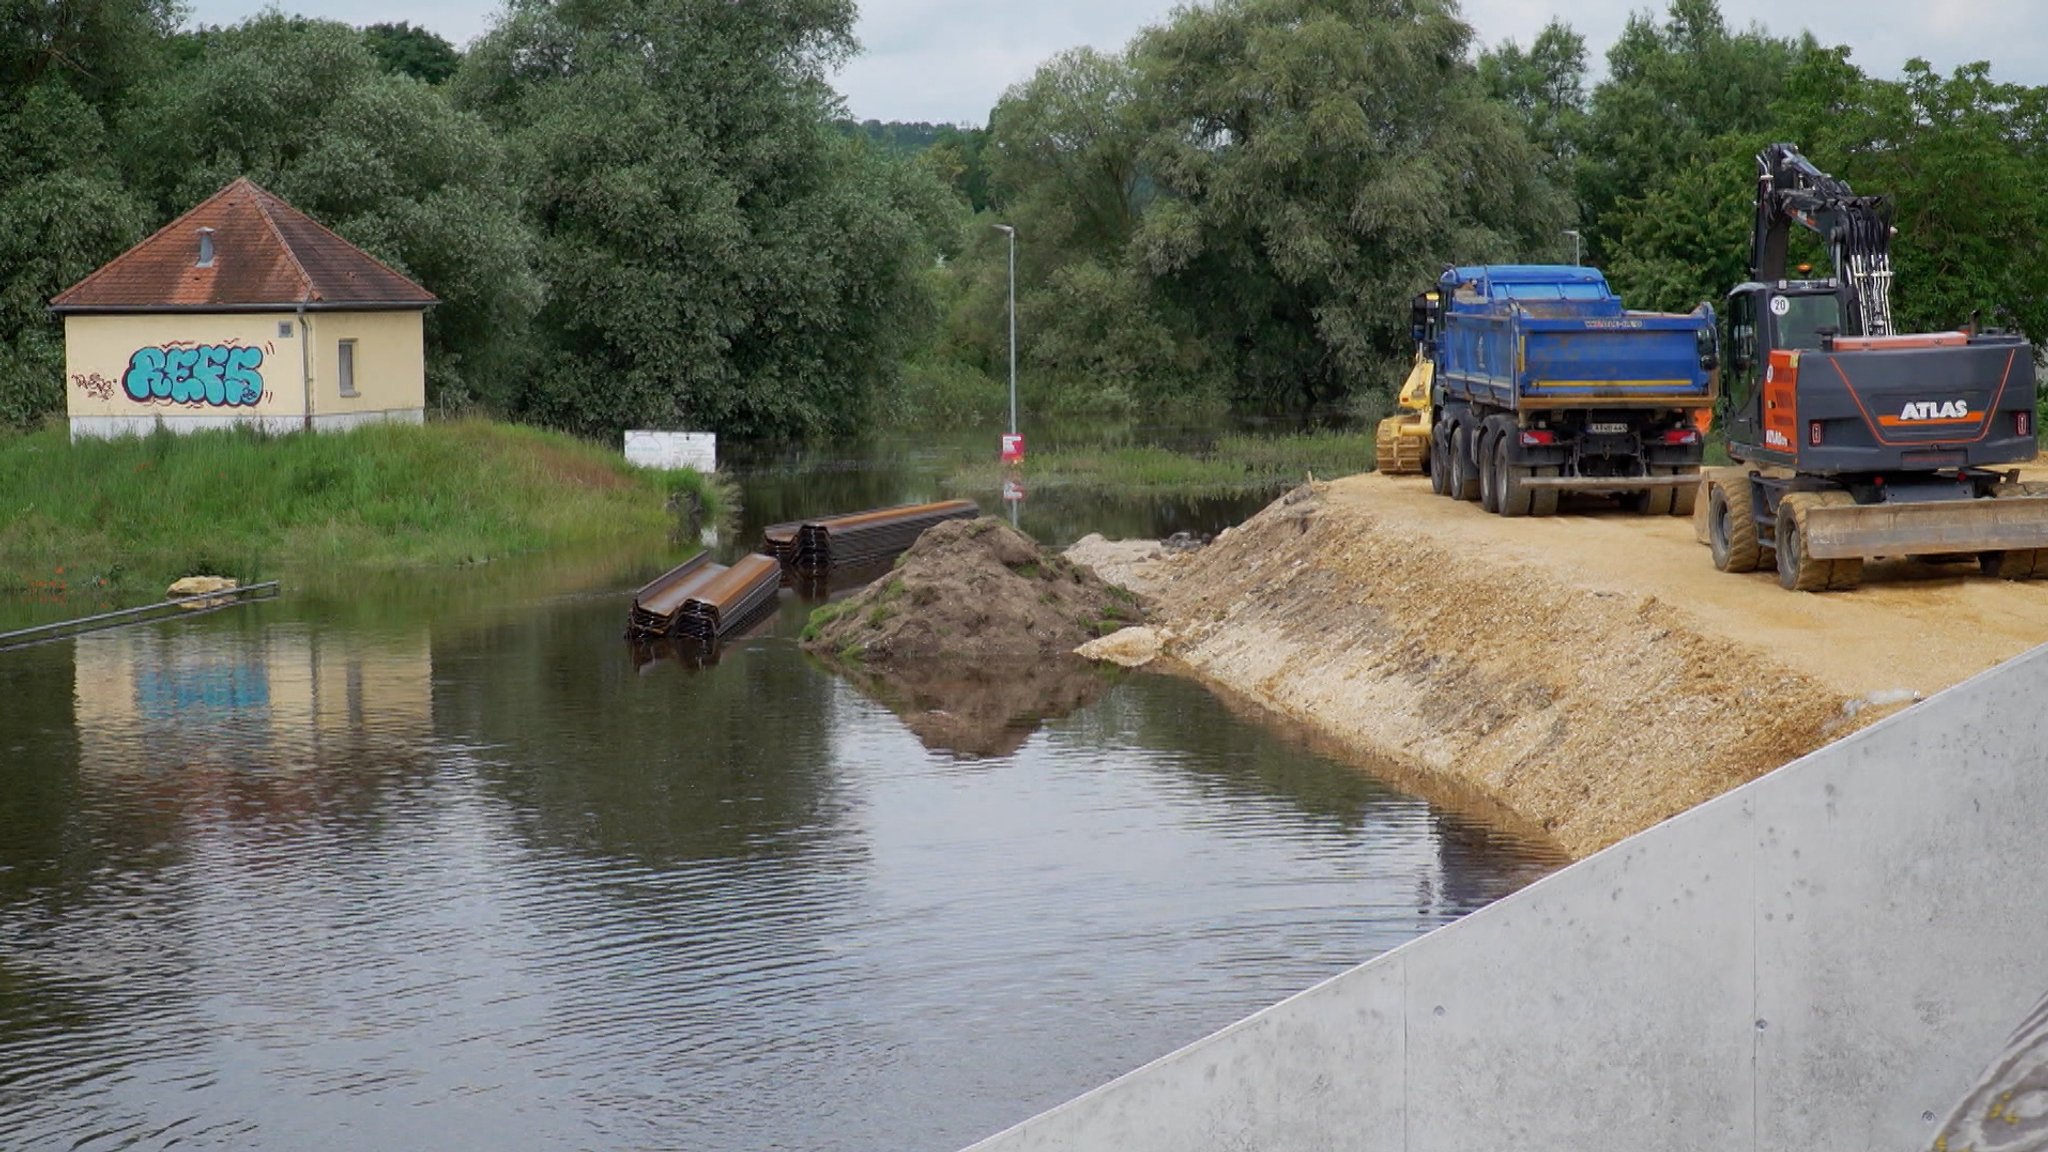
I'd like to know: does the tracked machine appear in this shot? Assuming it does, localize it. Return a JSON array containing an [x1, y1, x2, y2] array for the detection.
[[1702, 143, 2048, 591], [1374, 291, 1437, 476]]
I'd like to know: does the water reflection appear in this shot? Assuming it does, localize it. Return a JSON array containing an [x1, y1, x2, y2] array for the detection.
[[0, 424, 1563, 1151], [828, 656, 1116, 759]]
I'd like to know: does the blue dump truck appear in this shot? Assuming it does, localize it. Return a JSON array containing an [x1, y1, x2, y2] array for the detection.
[[1421, 265, 1719, 518]]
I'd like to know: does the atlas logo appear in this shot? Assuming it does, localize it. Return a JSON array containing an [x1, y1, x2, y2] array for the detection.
[[1898, 400, 1971, 421]]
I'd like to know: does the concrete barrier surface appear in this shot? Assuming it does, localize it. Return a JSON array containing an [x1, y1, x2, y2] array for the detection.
[[963, 642, 2048, 1151]]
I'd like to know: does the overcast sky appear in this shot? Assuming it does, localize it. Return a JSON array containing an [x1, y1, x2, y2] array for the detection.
[[189, 0, 2048, 125]]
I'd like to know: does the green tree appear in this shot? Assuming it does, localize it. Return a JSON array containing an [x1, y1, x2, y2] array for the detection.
[[119, 14, 541, 409], [1, 0, 180, 106], [0, 0, 168, 427], [919, 125, 991, 213], [1130, 0, 1568, 410], [1796, 60, 2048, 342], [454, 0, 953, 439], [1578, 0, 1812, 271], [1478, 19, 1588, 189], [363, 21, 461, 85]]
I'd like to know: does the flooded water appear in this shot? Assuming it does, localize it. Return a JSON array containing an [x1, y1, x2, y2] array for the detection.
[[0, 427, 1563, 1151]]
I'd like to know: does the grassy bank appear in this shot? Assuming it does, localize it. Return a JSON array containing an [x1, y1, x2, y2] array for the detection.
[[945, 430, 1376, 498], [0, 419, 729, 599]]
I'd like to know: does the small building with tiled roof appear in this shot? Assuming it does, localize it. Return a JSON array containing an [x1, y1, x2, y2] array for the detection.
[[51, 177, 437, 439]]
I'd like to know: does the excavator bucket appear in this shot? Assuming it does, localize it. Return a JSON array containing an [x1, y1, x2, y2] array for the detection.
[[1799, 495, 2048, 561]]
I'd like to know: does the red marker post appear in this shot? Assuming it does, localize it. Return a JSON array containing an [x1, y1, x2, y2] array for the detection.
[[1000, 433, 1026, 464]]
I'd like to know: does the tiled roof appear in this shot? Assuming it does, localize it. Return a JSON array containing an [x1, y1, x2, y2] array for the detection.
[[50, 177, 437, 312]]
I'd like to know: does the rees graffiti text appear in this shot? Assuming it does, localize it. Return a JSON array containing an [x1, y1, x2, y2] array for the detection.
[[122, 343, 267, 407]]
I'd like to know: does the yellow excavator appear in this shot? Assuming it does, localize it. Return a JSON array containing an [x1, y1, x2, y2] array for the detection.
[[1374, 295, 1436, 476]]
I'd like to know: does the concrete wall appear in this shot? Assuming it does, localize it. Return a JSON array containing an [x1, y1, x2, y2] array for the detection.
[[964, 643, 2048, 1152], [64, 309, 425, 440]]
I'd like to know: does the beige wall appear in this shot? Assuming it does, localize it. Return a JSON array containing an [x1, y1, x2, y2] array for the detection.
[[304, 310, 426, 418], [64, 312, 307, 421], [63, 309, 428, 434]]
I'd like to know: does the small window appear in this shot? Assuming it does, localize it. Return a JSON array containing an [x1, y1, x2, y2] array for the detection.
[[338, 339, 358, 397], [277, 321, 294, 339]]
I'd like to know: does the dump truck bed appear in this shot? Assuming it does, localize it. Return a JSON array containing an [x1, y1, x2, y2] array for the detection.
[[1433, 266, 1716, 412]]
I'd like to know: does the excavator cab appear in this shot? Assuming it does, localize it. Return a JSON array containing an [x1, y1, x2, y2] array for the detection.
[[1720, 281, 1852, 450]]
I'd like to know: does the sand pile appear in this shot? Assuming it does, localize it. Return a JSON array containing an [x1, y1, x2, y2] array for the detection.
[[1068, 482, 1858, 858], [801, 517, 1142, 665]]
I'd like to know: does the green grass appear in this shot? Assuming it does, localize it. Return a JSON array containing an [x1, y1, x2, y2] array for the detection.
[[946, 430, 1376, 497], [0, 418, 732, 599]]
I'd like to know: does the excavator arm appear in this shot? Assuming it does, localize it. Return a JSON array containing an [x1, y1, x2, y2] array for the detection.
[[1752, 143, 1898, 336]]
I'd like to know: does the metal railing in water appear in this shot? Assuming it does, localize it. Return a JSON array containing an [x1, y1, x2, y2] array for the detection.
[[0, 581, 281, 652]]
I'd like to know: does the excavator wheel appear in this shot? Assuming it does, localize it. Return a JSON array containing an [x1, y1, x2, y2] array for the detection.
[[1775, 494, 1834, 592], [1663, 466, 1701, 517], [1374, 422, 1398, 472], [1776, 492, 1862, 593], [1708, 475, 1762, 573], [1809, 491, 1866, 590], [1979, 550, 2048, 580], [1494, 436, 1534, 517], [1448, 426, 1480, 502], [1977, 482, 2048, 580]]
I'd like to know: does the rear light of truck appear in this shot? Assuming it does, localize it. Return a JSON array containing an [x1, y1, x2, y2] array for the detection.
[[1810, 421, 1824, 446], [2020, 411, 2033, 437], [1658, 428, 1700, 445], [1519, 430, 1557, 446]]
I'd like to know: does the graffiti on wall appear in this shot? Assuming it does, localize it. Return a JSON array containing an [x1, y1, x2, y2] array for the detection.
[[79, 341, 273, 408]]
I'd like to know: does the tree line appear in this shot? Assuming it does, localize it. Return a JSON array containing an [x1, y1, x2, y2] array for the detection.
[[919, 0, 2048, 422], [3, 0, 2044, 439]]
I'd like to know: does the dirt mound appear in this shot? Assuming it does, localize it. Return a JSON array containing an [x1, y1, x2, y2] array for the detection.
[[1111, 481, 1864, 858], [801, 517, 1143, 665]]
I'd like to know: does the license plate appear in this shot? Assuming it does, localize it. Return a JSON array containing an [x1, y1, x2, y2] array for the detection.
[[1589, 422, 1629, 435]]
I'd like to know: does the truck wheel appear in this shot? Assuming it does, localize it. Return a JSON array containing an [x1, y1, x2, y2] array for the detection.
[[1531, 471, 1560, 517], [1663, 467, 1700, 517], [1496, 436, 1533, 517], [1479, 431, 1503, 513], [1776, 495, 1835, 592], [1429, 426, 1452, 496], [1708, 476, 1761, 573], [1449, 427, 1479, 502], [1641, 481, 1677, 516]]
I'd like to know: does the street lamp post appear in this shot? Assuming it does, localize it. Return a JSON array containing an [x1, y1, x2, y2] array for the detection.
[[1564, 229, 1582, 267], [993, 224, 1017, 437]]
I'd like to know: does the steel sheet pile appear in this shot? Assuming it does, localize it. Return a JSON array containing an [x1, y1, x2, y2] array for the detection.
[[761, 523, 800, 564], [674, 554, 782, 641], [625, 551, 782, 641], [787, 500, 980, 573]]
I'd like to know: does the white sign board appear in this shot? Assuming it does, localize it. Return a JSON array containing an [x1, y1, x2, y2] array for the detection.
[[624, 430, 717, 472]]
